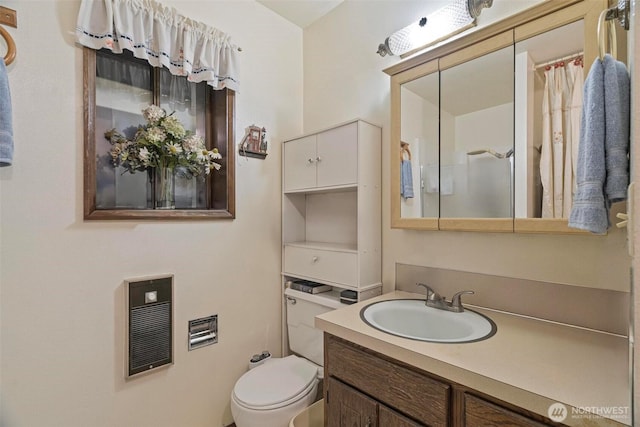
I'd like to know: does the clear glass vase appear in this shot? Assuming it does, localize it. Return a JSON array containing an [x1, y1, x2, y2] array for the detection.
[[154, 166, 175, 209]]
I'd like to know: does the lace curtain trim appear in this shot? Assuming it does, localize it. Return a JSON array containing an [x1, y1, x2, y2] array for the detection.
[[76, 0, 239, 91]]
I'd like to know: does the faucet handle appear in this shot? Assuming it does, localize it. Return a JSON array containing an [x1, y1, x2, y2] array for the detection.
[[450, 290, 475, 312], [416, 283, 440, 302], [416, 282, 432, 295]]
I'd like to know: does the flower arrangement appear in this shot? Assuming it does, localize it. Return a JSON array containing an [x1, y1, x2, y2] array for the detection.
[[105, 105, 222, 177]]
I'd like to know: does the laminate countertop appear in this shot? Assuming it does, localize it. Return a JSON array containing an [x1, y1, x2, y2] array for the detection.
[[315, 291, 631, 426]]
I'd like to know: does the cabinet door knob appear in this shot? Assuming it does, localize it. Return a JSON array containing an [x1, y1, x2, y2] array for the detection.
[[312, 256, 319, 263], [307, 158, 315, 164], [316, 156, 322, 162], [365, 417, 371, 427]]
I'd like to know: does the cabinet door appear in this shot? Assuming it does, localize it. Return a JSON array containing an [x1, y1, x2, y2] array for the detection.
[[327, 377, 378, 427], [379, 406, 423, 427], [326, 335, 450, 426], [316, 123, 358, 188], [284, 135, 317, 192]]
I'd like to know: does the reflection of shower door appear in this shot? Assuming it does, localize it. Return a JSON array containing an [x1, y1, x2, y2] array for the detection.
[[420, 163, 440, 218], [420, 165, 424, 217], [466, 157, 512, 218], [440, 157, 512, 218]]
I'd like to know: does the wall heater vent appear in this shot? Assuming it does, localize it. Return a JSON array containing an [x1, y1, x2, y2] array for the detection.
[[126, 275, 173, 378]]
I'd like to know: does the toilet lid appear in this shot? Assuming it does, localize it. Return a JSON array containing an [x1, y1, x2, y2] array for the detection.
[[233, 356, 318, 410]]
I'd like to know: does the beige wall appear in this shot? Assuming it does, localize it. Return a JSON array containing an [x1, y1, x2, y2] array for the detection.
[[304, 0, 631, 294], [0, 1, 302, 426]]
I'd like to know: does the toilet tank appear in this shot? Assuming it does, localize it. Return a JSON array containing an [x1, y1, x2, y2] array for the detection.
[[285, 288, 342, 366]]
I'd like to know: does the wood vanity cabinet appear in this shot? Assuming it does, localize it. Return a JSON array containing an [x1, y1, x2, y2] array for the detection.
[[324, 334, 564, 427], [327, 377, 423, 427]]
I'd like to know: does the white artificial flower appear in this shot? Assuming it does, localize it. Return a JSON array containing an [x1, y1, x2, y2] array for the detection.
[[167, 142, 183, 155], [143, 105, 165, 123], [138, 147, 151, 165], [205, 162, 222, 174], [183, 135, 205, 153], [146, 126, 166, 144], [162, 115, 186, 139], [210, 148, 222, 160], [110, 145, 122, 160], [196, 149, 210, 162]]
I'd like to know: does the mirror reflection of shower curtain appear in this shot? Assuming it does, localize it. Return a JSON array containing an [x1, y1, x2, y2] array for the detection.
[[540, 61, 583, 218]]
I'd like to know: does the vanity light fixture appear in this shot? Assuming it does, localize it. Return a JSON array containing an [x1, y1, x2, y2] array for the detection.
[[377, 0, 493, 58]]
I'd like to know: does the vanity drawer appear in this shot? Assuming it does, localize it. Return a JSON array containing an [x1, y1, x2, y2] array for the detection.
[[284, 245, 357, 285], [464, 394, 552, 427], [326, 335, 450, 426]]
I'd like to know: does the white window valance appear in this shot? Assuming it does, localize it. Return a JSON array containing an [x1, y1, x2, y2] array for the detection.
[[76, 0, 240, 91]]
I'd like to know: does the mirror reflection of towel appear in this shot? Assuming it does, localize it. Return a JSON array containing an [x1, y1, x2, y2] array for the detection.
[[0, 61, 13, 166], [401, 159, 414, 199]]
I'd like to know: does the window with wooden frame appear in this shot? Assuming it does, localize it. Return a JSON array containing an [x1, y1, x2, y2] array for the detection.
[[83, 48, 235, 220]]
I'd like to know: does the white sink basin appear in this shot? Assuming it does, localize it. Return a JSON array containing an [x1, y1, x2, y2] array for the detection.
[[360, 299, 496, 343]]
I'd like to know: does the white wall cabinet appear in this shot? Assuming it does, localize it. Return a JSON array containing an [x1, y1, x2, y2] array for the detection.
[[283, 123, 359, 192], [282, 120, 382, 303], [283, 135, 317, 192]]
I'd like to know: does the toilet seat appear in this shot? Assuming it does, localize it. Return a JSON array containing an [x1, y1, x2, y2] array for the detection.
[[232, 356, 318, 411]]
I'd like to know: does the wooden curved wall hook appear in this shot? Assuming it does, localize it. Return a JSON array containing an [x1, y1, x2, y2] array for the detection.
[[400, 141, 412, 161], [597, 8, 617, 60], [0, 26, 15, 65]]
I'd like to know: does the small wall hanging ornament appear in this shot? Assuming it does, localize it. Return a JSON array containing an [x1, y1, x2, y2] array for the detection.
[[239, 125, 268, 159]]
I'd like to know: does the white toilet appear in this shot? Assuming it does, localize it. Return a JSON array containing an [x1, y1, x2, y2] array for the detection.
[[230, 288, 341, 427]]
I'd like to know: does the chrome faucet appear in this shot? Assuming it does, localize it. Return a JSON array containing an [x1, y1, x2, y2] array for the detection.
[[416, 283, 474, 313]]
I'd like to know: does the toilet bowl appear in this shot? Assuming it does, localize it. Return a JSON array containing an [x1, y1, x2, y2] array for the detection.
[[230, 288, 340, 427], [230, 355, 321, 427]]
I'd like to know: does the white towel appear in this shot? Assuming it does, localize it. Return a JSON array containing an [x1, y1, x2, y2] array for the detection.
[[0, 60, 13, 166]]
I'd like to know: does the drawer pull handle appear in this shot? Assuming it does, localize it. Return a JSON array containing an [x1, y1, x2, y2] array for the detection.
[[286, 296, 297, 305], [312, 256, 319, 263]]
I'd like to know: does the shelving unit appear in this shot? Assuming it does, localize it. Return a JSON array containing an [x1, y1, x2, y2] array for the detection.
[[281, 119, 382, 306]]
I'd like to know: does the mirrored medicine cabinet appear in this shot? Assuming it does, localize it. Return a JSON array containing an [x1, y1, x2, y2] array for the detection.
[[388, 0, 618, 233]]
